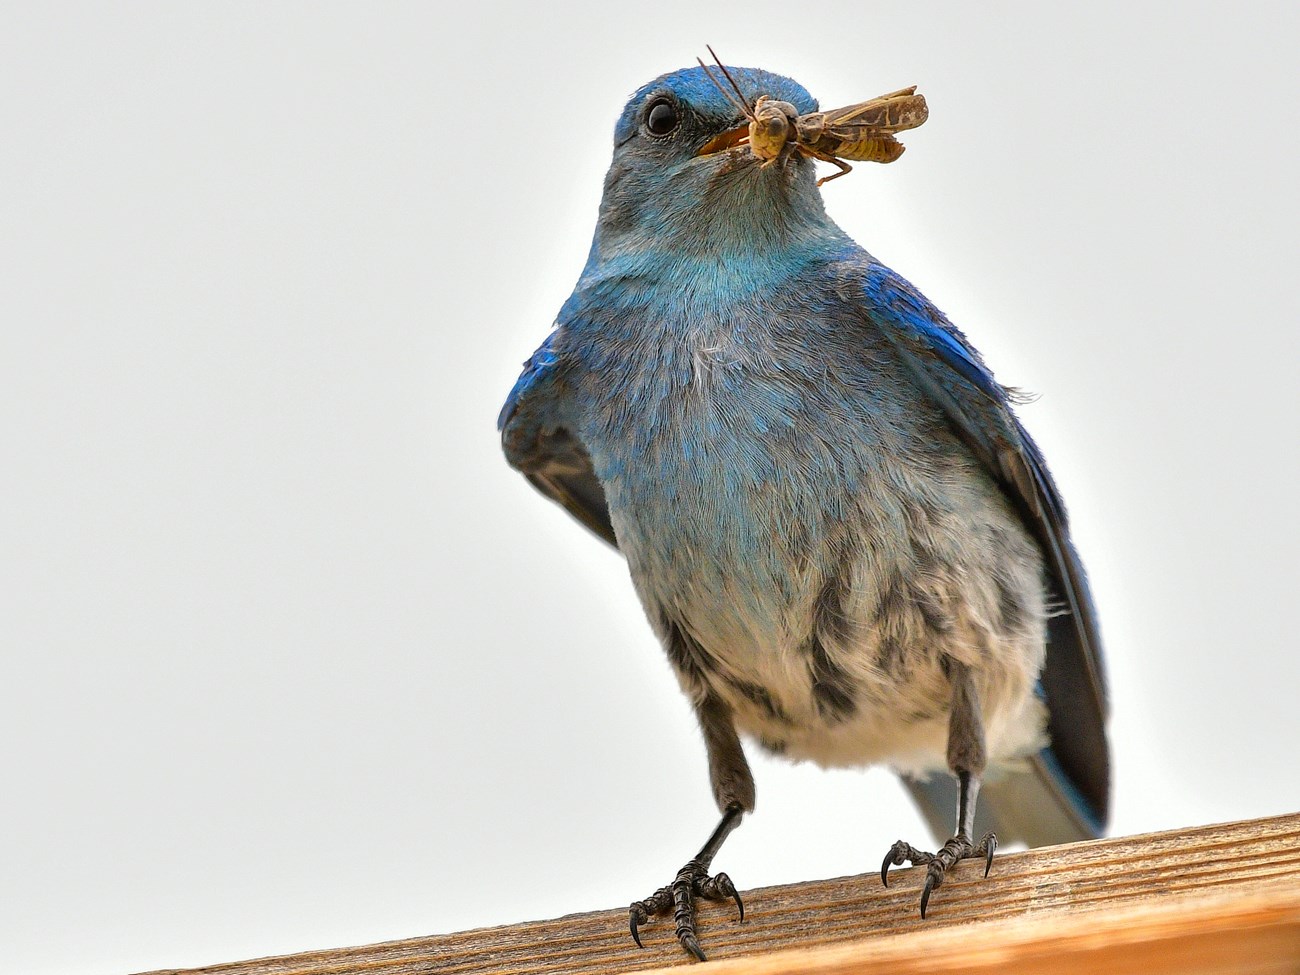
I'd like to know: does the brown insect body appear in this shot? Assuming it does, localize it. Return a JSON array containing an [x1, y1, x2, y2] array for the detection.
[[698, 48, 928, 185], [796, 86, 927, 169]]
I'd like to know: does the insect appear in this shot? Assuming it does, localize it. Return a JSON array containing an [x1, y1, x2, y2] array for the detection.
[[697, 46, 928, 185]]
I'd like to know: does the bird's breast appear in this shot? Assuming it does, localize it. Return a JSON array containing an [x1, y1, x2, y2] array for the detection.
[[577, 307, 894, 649]]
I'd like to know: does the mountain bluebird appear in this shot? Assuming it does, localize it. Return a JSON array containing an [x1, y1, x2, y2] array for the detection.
[[499, 61, 1109, 961]]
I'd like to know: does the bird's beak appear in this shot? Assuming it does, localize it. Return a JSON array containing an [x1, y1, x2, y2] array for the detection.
[[697, 123, 750, 156]]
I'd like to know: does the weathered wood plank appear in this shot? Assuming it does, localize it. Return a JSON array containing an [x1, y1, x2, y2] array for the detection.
[[640, 890, 1300, 975], [142, 812, 1300, 975]]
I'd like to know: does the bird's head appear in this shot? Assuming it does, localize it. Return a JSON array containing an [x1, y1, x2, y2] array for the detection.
[[612, 64, 816, 169], [591, 64, 837, 263]]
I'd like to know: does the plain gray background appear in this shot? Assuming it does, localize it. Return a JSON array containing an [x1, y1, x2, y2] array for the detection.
[[3, 3, 1297, 973]]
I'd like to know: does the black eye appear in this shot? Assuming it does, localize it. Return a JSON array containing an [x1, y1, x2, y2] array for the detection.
[[645, 99, 679, 136]]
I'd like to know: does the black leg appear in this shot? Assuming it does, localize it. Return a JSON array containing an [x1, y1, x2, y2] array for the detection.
[[880, 660, 998, 917], [628, 694, 753, 961], [629, 804, 745, 960]]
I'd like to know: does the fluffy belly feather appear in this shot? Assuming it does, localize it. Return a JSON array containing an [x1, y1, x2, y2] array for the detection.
[[591, 326, 1051, 778], [608, 419, 1050, 778]]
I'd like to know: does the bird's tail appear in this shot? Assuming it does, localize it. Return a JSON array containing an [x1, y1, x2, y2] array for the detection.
[[902, 746, 1106, 848]]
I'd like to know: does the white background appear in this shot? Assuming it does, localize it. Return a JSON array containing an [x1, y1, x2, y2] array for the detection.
[[3, 3, 1298, 973]]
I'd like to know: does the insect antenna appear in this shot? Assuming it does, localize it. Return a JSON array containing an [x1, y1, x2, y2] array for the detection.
[[708, 45, 756, 116], [697, 45, 754, 121]]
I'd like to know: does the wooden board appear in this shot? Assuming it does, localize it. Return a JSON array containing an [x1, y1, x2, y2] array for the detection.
[[141, 812, 1300, 975]]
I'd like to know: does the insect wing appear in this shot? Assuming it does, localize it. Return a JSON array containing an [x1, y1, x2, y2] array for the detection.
[[821, 87, 928, 132]]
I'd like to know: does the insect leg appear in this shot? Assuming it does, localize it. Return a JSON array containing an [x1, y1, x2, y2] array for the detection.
[[798, 144, 853, 186]]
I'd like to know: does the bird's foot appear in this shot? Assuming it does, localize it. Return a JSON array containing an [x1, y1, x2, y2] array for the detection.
[[628, 857, 743, 962], [880, 831, 997, 918]]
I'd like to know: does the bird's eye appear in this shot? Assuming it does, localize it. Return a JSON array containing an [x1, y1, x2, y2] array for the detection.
[[645, 99, 679, 136]]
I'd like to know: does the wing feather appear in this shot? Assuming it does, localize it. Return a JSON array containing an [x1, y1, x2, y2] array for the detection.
[[499, 331, 618, 548], [860, 263, 1110, 832]]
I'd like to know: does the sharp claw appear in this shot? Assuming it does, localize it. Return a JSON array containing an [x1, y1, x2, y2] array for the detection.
[[632, 861, 741, 959], [881, 850, 894, 888], [984, 837, 997, 878], [919, 873, 934, 920], [681, 933, 707, 962], [714, 872, 743, 923]]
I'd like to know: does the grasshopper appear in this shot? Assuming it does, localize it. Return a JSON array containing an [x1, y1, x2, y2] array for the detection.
[[697, 46, 928, 185]]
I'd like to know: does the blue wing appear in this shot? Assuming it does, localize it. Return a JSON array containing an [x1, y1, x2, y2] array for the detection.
[[860, 262, 1110, 842], [499, 331, 617, 547]]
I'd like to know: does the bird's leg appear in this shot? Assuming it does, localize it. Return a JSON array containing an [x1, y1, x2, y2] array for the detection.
[[880, 660, 998, 918], [629, 695, 752, 962], [629, 805, 744, 961]]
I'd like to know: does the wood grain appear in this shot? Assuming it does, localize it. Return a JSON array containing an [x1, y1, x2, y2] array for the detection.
[[141, 812, 1300, 975]]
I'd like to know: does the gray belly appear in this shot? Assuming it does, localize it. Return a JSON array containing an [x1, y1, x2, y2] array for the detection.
[[607, 411, 1050, 776], [584, 326, 1050, 774]]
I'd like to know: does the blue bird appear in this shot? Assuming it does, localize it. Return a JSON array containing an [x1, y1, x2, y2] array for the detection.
[[499, 60, 1109, 961]]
